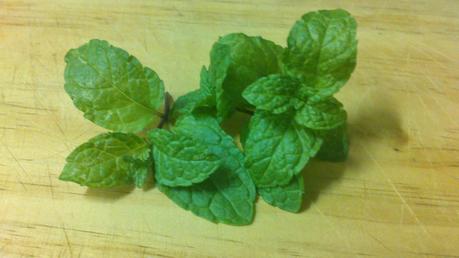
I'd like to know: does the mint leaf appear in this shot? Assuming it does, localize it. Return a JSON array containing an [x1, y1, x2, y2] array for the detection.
[[198, 66, 216, 106], [244, 112, 322, 187], [283, 9, 357, 101], [242, 74, 303, 114], [149, 129, 221, 187], [259, 175, 304, 213], [316, 124, 349, 161], [59, 133, 150, 188], [294, 97, 346, 130], [159, 114, 256, 225], [208, 33, 283, 121], [64, 39, 165, 133], [171, 89, 205, 119], [171, 66, 215, 120]]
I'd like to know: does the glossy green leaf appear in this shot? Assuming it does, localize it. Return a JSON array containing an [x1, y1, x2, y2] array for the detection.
[[244, 111, 322, 187], [259, 175, 304, 213], [64, 39, 164, 133], [208, 33, 283, 121], [149, 129, 221, 187], [159, 114, 256, 225], [283, 9, 357, 101], [59, 133, 150, 188], [242, 74, 303, 114], [295, 97, 347, 130]]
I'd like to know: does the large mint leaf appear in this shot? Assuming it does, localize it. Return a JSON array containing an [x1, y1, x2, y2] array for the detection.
[[149, 129, 221, 187], [159, 114, 256, 225], [208, 33, 283, 121], [244, 112, 322, 187], [294, 97, 346, 130], [65, 39, 164, 133], [259, 175, 304, 213], [242, 74, 303, 114], [316, 124, 349, 161], [283, 9, 357, 101], [59, 133, 150, 188]]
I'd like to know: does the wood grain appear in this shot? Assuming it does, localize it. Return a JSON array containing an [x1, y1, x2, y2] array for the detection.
[[0, 0, 458, 257]]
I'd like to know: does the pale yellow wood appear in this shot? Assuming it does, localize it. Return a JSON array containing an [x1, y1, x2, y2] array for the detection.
[[0, 0, 458, 257]]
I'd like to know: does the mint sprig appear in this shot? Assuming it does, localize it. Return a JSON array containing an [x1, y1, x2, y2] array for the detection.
[[59, 9, 357, 225]]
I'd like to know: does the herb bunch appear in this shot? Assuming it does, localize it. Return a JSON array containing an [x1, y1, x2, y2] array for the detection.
[[60, 9, 357, 225]]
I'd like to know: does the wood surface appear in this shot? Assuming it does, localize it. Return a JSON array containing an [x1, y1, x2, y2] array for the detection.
[[0, 0, 458, 257]]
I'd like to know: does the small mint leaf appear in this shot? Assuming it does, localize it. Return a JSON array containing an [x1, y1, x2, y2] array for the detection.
[[149, 129, 221, 187], [295, 97, 347, 130], [59, 133, 150, 188], [242, 74, 303, 114], [259, 175, 304, 213], [244, 111, 322, 187]]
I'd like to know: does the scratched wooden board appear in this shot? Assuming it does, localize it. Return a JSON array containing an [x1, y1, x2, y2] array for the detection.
[[0, 0, 458, 257]]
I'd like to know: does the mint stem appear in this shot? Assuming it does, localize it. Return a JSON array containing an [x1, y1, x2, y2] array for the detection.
[[236, 107, 254, 116], [158, 92, 172, 128]]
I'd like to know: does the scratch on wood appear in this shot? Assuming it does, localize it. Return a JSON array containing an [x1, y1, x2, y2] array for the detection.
[[368, 232, 392, 252], [47, 163, 56, 200], [12, 66, 17, 83], [62, 224, 74, 258], [399, 205, 405, 225], [172, 4, 184, 17], [414, 40, 455, 63], [1, 141, 28, 191], [2, 102, 55, 112], [361, 144, 436, 243], [311, 205, 352, 252], [2, 142, 28, 175]]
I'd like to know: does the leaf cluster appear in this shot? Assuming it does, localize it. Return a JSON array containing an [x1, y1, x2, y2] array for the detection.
[[60, 9, 357, 225]]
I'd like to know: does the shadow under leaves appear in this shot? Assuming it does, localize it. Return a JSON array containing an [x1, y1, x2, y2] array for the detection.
[[84, 181, 155, 202], [301, 96, 406, 211], [85, 185, 135, 202], [301, 159, 348, 211]]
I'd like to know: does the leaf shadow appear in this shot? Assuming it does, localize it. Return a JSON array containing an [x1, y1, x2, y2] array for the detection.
[[301, 99, 406, 211], [349, 102, 409, 149], [222, 112, 251, 138], [85, 185, 135, 202], [301, 159, 348, 211], [84, 179, 155, 202]]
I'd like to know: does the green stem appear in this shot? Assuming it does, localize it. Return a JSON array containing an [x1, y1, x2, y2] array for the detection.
[[158, 92, 172, 128], [236, 107, 254, 116]]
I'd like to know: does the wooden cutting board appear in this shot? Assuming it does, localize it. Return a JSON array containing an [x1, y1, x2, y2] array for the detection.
[[0, 1, 458, 257]]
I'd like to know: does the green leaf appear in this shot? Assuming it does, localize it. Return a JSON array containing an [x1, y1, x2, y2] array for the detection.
[[242, 74, 303, 114], [149, 129, 221, 187], [283, 9, 357, 101], [171, 66, 215, 120], [259, 175, 304, 213], [244, 112, 322, 187], [294, 97, 347, 130], [171, 89, 205, 119], [209, 33, 283, 121], [159, 114, 256, 225], [64, 39, 165, 133], [198, 66, 216, 106], [316, 124, 349, 161], [59, 133, 150, 188]]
